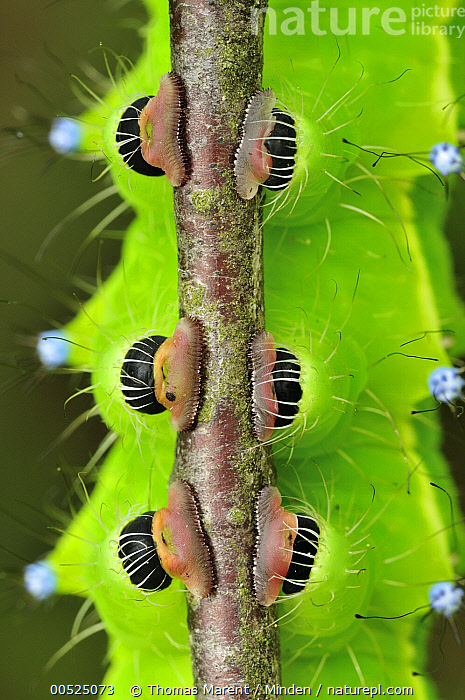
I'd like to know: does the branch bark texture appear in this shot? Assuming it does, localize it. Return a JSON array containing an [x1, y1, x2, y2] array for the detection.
[[169, 0, 280, 692]]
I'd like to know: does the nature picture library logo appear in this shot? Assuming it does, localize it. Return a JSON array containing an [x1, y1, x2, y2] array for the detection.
[[251, 3, 465, 38]]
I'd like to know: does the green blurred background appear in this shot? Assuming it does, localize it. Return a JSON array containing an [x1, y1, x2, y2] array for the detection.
[[0, 0, 464, 698]]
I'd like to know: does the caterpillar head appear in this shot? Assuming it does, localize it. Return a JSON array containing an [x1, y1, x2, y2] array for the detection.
[[97, 73, 187, 211], [91, 508, 188, 650], [254, 487, 313, 606], [234, 90, 298, 200], [43, 432, 193, 652], [152, 317, 205, 432], [115, 73, 188, 187], [250, 328, 367, 449], [234, 84, 359, 220], [93, 317, 204, 435]]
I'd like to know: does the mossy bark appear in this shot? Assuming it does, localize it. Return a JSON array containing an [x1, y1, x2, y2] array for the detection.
[[169, 0, 281, 692]]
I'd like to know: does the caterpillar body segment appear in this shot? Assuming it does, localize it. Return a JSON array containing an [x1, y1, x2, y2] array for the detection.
[[45, 432, 192, 663]]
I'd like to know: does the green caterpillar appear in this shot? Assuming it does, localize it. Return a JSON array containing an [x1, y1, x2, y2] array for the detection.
[[3, 0, 465, 697]]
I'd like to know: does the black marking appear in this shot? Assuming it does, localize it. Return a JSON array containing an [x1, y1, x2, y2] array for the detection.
[[263, 110, 297, 191], [272, 348, 302, 428], [116, 97, 164, 177], [121, 335, 167, 415], [282, 514, 319, 595], [117, 511, 172, 591]]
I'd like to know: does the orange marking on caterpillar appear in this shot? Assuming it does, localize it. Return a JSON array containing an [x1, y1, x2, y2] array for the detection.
[[234, 90, 277, 200], [152, 481, 214, 599], [139, 72, 189, 187], [250, 331, 278, 441], [254, 486, 298, 606], [154, 317, 205, 432]]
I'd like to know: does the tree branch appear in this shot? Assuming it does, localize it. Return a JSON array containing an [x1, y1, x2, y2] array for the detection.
[[169, 0, 280, 690]]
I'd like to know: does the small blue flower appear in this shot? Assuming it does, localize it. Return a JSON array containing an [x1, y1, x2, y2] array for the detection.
[[428, 366, 464, 405], [428, 143, 463, 177], [24, 561, 56, 601], [48, 118, 82, 154], [429, 581, 464, 618], [37, 330, 69, 369]]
